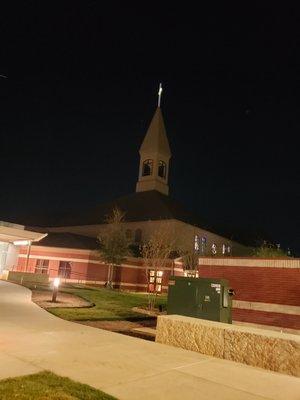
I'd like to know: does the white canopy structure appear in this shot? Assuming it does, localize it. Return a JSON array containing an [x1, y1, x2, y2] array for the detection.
[[0, 221, 47, 274], [0, 225, 47, 244]]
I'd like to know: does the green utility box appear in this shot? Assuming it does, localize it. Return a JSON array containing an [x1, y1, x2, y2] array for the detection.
[[167, 276, 233, 323]]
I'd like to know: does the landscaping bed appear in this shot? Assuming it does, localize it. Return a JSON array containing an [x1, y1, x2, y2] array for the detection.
[[31, 290, 93, 308], [78, 318, 157, 341], [18, 281, 166, 340]]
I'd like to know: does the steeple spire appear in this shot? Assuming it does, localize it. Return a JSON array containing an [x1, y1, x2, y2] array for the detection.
[[136, 86, 171, 196]]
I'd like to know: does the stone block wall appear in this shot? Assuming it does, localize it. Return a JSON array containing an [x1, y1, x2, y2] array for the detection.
[[156, 314, 300, 377]]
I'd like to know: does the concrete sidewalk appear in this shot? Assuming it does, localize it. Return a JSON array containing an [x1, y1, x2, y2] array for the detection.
[[0, 280, 299, 400]]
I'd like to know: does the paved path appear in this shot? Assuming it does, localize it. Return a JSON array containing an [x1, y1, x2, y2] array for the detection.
[[0, 280, 299, 400]]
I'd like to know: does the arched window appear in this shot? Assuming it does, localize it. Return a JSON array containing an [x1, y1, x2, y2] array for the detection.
[[211, 243, 217, 255], [158, 160, 166, 178], [201, 237, 207, 254], [135, 229, 142, 243], [222, 244, 226, 255], [142, 159, 153, 176], [194, 235, 200, 251]]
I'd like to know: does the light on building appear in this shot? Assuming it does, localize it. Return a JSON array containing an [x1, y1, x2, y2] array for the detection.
[[148, 270, 163, 293], [13, 240, 31, 246]]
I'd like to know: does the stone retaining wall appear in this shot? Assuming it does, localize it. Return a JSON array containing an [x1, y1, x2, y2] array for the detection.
[[156, 314, 300, 377]]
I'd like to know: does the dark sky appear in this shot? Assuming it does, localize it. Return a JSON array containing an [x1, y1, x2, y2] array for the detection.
[[0, 3, 299, 254]]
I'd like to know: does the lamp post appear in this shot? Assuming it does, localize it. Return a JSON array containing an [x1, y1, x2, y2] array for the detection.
[[52, 277, 60, 302]]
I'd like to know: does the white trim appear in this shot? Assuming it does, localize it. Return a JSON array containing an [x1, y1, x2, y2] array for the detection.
[[233, 321, 300, 336], [50, 278, 169, 291], [29, 245, 93, 255], [233, 300, 300, 316], [19, 254, 103, 264], [199, 257, 300, 269], [113, 282, 147, 288], [173, 267, 184, 272], [50, 277, 149, 288], [52, 278, 106, 285], [18, 254, 183, 272]]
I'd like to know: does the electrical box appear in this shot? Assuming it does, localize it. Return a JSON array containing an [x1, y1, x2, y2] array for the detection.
[[167, 276, 233, 323]]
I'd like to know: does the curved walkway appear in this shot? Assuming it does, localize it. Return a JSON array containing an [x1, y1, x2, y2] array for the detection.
[[0, 280, 299, 400]]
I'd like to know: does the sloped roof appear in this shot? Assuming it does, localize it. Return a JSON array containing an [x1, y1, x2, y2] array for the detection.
[[24, 191, 254, 246], [45, 190, 207, 229], [139, 108, 171, 157], [34, 232, 99, 250]]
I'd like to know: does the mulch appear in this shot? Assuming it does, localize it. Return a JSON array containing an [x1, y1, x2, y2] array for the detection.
[[31, 290, 92, 308], [77, 319, 157, 341], [31, 289, 157, 341]]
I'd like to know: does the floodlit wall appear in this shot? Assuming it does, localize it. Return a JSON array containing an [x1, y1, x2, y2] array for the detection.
[[16, 245, 182, 291], [196, 257, 300, 331]]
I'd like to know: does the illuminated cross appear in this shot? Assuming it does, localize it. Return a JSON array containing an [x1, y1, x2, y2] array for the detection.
[[158, 83, 163, 107]]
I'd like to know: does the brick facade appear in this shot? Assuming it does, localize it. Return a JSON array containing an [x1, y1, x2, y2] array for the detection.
[[197, 264, 300, 306], [232, 308, 300, 330], [16, 245, 180, 292], [197, 257, 300, 331], [15, 248, 300, 331]]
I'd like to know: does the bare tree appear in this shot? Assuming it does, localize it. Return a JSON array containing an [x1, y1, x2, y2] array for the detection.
[[98, 208, 132, 288], [140, 223, 178, 310], [177, 236, 199, 277]]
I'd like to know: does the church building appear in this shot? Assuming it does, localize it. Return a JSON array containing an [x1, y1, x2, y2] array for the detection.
[[13, 88, 249, 288]]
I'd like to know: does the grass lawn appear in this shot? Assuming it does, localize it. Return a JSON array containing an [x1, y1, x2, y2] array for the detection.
[[0, 371, 116, 400], [24, 283, 167, 321]]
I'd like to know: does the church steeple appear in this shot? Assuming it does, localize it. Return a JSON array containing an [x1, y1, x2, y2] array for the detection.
[[136, 84, 171, 196]]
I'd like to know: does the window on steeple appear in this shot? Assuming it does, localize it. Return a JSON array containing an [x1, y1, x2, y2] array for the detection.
[[158, 161, 166, 178], [142, 159, 153, 176]]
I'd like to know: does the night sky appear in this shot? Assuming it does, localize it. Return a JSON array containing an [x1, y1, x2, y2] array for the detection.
[[0, 3, 299, 254]]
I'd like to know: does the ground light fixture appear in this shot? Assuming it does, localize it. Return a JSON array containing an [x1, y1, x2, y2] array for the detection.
[[52, 277, 60, 302]]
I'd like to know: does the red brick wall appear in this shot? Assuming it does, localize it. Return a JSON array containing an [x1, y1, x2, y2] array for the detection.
[[197, 258, 300, 330], [232, 309, 300, 330], [198, 265, 300, 306], [15, 246, 178, 291]]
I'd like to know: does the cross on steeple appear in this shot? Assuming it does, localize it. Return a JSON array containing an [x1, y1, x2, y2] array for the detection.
[[158, 83, 163, 108]]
